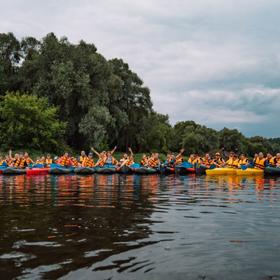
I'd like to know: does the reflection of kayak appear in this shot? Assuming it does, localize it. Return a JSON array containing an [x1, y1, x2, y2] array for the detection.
[[3, 167, 26, 175], [206, 168, 236, 175], [236, 168, 263, 176], [116, 165, 133, 174], [264, 166, 280, 176], [26, 168, 50, 175], [95, 165, 116, 174], [74, 167, 95, 174], [133, 167, 158, 174]]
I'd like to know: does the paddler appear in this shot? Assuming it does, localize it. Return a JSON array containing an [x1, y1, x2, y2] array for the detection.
[[201, 153, 212, 168], [119, 148, 134, 167], [82, 153, 95, 167], [140, 154, 149, 167], [225, 152, 239, 168], [266, 153, 275, 166], [212, 152, 225, 167], [275, 153, 280, 167], [79, 151, 87, 164], [254, 152, 267, 170], [45, 154, 53, 167], [238, 154, 249, 168], [57, 152, 70, 166], [148, 153, 160, 168]]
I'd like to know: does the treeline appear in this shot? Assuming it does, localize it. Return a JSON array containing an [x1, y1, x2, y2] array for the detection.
[[0, 32, 279, 155]]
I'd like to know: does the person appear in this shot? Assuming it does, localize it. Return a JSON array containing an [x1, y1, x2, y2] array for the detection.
[[45, 154, 53, 167], [57, 152, 70, 166], [148, 153, 160, 168], [165, 152, 175, 167], [225, 152, 239, 168], [69, 156, 79, 167], [238, 154, 248, 167], [188, 154, 195, 164], [23, 152, 33, 165], [201, 153, 212, 168], [119, 148, 134, 167], [0, 156, 5, 166], [175, 149, 184, 165], [82, 153, 95, 167], [140, 154, 149, 167], [79, 151, 87, 164], [254, 152, 267, 169], [212, 152, 225, 167], [275, 153, 280, 167], [104, 148, 118, 165], [266, 153, 276, 166]]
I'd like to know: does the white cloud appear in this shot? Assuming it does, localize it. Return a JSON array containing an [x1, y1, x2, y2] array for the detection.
[[1, 0, 280, 136]]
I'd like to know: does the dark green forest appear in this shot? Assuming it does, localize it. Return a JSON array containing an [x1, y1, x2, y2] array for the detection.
[[0, 32, 279, 155]]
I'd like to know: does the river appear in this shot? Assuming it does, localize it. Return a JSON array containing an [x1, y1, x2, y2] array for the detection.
[[0, 174, 280, 279]]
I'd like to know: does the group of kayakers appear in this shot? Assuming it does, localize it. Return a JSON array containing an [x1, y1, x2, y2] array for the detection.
[[1, 148, 280, 170]]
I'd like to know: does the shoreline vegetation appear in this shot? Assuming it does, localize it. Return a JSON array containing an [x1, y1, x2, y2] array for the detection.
[[1, 32, 280, 156]]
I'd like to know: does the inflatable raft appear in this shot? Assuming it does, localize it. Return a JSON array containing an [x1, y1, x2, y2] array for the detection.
[[49, 164, 74, 174], [133, 167, 158, 174], [3, 167, 27, 175], [26, 168, 50, 175], [116, 165, 133, 174], [74, 167, 95, 174], [264, 166, 280, 176], [95, 165, 116, 174]]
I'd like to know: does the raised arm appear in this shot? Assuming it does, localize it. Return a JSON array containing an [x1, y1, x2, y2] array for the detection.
[[176, 148, 185, 158], [91, 147, 100, 157], [128, 147, 133, 156], [110, 146, 117, 155], [9, 149, 12, 159]]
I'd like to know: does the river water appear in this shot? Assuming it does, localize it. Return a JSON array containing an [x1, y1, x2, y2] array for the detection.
[[0, 174, 280, 280]]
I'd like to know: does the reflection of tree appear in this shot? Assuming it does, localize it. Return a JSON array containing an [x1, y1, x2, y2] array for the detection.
[[0, 174, 158, 279]]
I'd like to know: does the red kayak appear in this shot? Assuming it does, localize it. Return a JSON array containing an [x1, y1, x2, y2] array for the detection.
[[26, 168, 50, 175]]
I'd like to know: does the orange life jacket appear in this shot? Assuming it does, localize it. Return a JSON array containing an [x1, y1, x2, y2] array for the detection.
[[82, 157, 94, 167], [46, 158, 53, 165], [58, 156, 69, 166], [70, 157, 79, 167], [148, 158, 160, 168]]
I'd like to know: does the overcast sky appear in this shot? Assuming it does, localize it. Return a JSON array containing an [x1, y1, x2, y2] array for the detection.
[[1, 0, 280, 137]]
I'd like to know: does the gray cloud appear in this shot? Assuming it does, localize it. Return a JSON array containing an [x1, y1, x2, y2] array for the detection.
[[1, 0, 280, 137]]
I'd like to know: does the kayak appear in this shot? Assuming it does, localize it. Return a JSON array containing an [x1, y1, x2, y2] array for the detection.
[[159, 165, 175, 175], [236, 168, 264, 176], [175, 162, 195, 175], [95, 165, 116, 174], [133, 167, 158, 175], [0, 166, 7, 174], [264, 166, 280, 176], [49, 167, 73, 174], [74, 167, 95, 174], [116, 165, 133, 174], [195, 165, 208, 175], [3, 167, 27, 175], [26, 168, 50, 175], [206, 168, 237, 176]]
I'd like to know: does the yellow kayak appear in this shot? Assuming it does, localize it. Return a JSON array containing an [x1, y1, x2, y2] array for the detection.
[[206, 168, 237, 175], [236, 168, 264, 176]]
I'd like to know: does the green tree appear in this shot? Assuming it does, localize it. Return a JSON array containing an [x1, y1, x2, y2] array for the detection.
[[0, 92, 66, 151]]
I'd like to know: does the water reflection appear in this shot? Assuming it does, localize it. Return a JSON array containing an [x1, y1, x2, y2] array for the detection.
[[0, 174, 280, 279]]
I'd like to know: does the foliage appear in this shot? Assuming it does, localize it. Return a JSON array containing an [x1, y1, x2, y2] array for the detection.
[[0, 32, 279, 155], [0, 92, 66, 151]]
